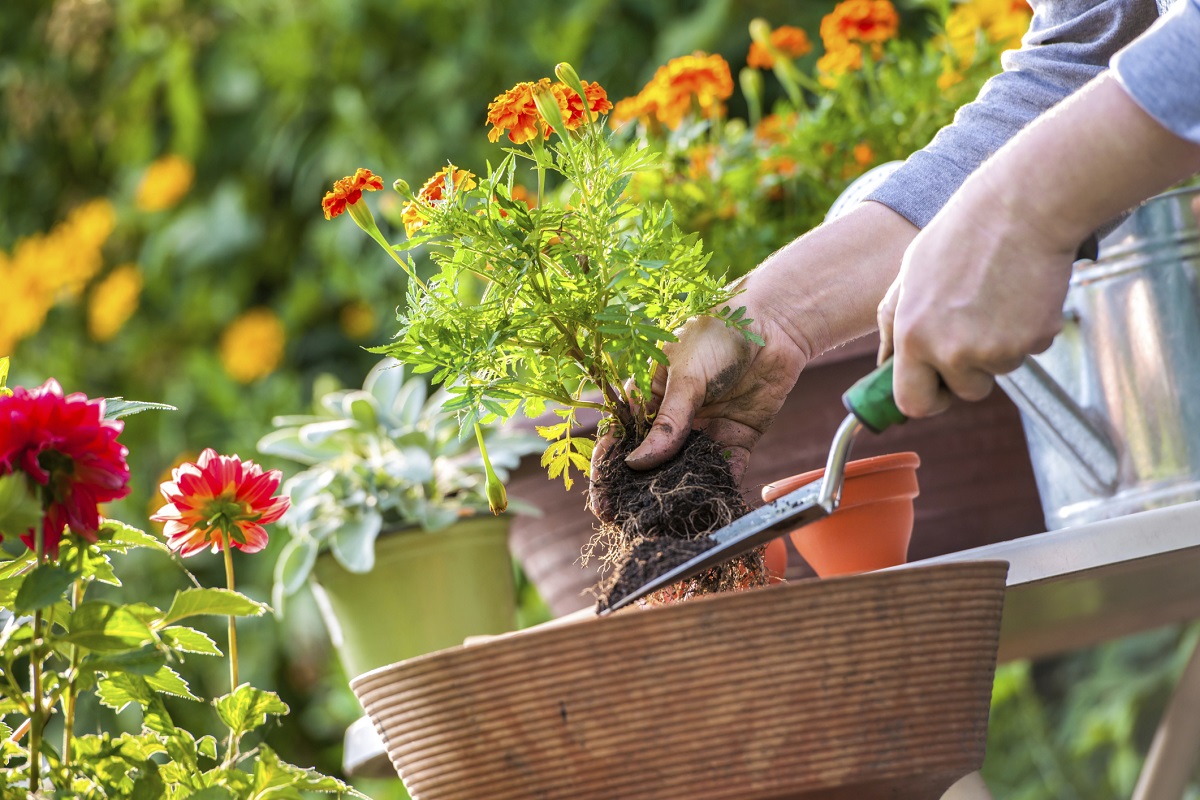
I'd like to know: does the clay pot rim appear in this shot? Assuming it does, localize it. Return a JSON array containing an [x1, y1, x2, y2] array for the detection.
[[764, 451, 921, 496]]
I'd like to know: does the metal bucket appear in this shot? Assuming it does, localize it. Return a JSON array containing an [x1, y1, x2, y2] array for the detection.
[[1021, 184, 1200, 528]]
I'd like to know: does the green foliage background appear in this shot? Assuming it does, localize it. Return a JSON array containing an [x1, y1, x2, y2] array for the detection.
[[1, 0, 1196, 797]]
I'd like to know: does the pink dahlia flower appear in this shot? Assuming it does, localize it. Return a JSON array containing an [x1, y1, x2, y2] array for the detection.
[[0, 379, 131, 557], [151, 448, 289, 557]]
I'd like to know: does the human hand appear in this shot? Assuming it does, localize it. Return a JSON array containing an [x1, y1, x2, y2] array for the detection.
[[590, 201, 918, 490], [876, 172, 1076, 418]]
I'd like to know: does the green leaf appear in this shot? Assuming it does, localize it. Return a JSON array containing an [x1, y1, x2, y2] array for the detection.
[[159, 588, 268, 627], [146, 664, 200, 701], [196, 735, 218, 761], [13, 562, 79, 613], [330, 510, 382, 573], [82, 644, 168, 676], [97, 673, 156, 712], [63, 601, 156, 650], [103, 398, 177, 420], [215, 685, 290, 737], [274, 537, 318, 599], [252, 745, 368, 798], [161, 625, 222, 656], [98, 519, 170, 553]]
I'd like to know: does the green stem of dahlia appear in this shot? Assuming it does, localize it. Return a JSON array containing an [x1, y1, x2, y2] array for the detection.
[[28, 529, 45, 792], [222, 529, 240, 692], [62, 565, 84, 770]]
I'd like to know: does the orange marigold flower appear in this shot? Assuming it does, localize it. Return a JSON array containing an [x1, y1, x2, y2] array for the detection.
[[747, 25, 814, 69], [610, 93, 657, 128], [754, 112, 798, 145], [853, 142, 874, 166], [645, 52, 735, 130], [401, 165, 478, 237], [817, 42, 865, 87], [820, 0, 899, 51], [322, 168, 385, 220], [486, 81, 543, 144]]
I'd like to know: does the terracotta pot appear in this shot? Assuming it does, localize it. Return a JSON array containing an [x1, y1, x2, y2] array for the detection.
[[763, 452, 920, 578]]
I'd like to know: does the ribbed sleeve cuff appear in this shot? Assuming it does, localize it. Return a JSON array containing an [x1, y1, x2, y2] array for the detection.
[[1112, 0, 1200, 144]]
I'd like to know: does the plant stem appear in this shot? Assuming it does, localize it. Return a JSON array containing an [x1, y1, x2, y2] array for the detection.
[[61, 569, 83, 770], [28, 529, 45, 792], [222, 531, 239, 691]]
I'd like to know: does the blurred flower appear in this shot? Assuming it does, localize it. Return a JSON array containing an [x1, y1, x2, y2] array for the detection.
[[853, 142, 874, 166], [943, 0, 1031, 68], [219, 308, 285, 383], [754, 112, 798, 145], [487, 80, 544, 144], [321, 167, 384, 221], [820, 0, 900, 54], [401, 165, 478, 237], [687, 144, 718, 180], [151, 448, 289, 557], [817, 42, 865, 86], [339, 299, 376, 340], [0, 379, 130, 557], [614, 53, 734, 131], [135, 155, 195, 212], [0, 199, 115, 354], [747, 25, 813, 69], [87, 263, 142, 342]]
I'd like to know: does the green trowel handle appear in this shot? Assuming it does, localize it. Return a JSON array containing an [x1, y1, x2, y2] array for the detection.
[[842, 356, 906, 434]]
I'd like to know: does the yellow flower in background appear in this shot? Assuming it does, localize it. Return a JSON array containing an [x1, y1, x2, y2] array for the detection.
[[136, 155, 195, 212], [219, 308, 286, 383], [339, 299, 376, 340], [0, 197, 115, 353], [944, 0, 1032, 68], [817, 42, 865, 87], [88, 264, 143, 342]]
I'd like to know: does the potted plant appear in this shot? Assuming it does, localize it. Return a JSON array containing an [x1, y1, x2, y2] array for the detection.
[[258, 357, 542, 678]]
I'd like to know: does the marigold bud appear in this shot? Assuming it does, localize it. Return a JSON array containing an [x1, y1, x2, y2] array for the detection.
[[749, 18, 772, 47], [393, 178, 412, 199]]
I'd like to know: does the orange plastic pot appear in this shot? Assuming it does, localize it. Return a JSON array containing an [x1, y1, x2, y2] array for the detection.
[[762, 451, 920, 577]]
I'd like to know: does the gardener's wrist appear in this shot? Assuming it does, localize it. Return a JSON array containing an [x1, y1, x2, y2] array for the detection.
[[742, 201, 917, 358]]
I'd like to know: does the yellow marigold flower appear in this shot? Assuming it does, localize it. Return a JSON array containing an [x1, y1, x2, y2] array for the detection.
[[401, 165, 477, 237], [817, 42, 865, 87], [87, 263, 142, 342], [136, 155, 195, 212], [747, 25, 813, 69], [820, 0, 900, 50], [339, 299, 376, 340], [219, 308, 286, 384]]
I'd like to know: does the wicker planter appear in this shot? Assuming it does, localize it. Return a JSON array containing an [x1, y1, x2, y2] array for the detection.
[[352, 560, 1008, 800]]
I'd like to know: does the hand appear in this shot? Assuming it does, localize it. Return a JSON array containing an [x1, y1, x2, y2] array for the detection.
[[876, 173, 1076, 418], [878, 73, 1200, 419], [591, 201, 918, 486]]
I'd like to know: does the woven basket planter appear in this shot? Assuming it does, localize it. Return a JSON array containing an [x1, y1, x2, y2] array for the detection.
[[352, 560, 1008, 800]]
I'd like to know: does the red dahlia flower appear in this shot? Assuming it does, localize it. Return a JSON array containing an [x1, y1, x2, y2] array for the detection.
[[0, 379, 131, 557], [151, 448, 289, 557]]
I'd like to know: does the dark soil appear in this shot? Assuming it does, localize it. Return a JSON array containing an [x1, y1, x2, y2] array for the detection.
[[586, 428, 770, 612]]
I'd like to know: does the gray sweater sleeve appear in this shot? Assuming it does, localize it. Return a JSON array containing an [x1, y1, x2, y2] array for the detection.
[[867, 0, 1160, 229], [1112, 0, 1200, 144]]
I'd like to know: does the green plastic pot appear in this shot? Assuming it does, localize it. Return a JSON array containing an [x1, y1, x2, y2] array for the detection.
[[311, 515, 517, 679]]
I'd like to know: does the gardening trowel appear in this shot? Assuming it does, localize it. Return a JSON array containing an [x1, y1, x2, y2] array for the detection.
[[600, 357, 907, 615]]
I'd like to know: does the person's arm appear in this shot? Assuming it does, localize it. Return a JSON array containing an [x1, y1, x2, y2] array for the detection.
[[882, 61, 1200, 417], [868, 0, 1160, 229]]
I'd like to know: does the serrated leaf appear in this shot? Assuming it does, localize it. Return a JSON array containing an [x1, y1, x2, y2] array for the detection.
[[146, 665, 200, 701], [97, 673, 156, 712], [196, 735, 218, 761], [63, 601, 155, 650], [161, 626, 222, 656], [98, 519, 170, 553], [215, 685, 290, 737], [14, 562, 79, 613], [252, 745, 367, 797], [159, 588, 268, 627], [102, 398, 177, 420]]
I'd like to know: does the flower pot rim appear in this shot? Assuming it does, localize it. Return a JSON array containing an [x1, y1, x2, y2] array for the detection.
[[764, 450, 920, 495]]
